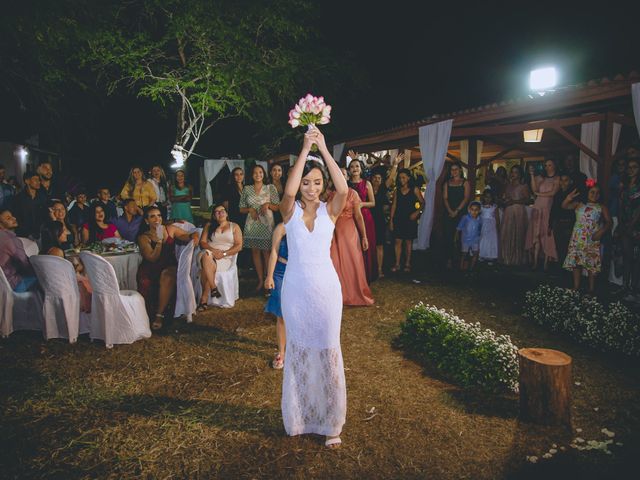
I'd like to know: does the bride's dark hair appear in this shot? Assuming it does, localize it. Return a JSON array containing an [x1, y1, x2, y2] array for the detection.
[[296, 160, 328, 207]]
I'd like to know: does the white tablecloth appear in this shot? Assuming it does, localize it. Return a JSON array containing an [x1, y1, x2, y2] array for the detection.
[[103, 253, 142, 290]]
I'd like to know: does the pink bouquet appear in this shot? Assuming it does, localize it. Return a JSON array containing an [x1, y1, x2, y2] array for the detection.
[[288, 94, 332, 129]]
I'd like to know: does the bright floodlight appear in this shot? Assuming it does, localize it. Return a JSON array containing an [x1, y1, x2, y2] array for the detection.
[[171, 145, 185, 169], [17, 146, 28, 162], [530, 67, 557, 91]]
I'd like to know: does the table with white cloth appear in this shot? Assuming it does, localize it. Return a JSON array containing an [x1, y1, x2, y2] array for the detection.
[[68, 252, 142, 290]]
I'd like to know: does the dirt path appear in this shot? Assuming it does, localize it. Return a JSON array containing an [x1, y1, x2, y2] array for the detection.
[[1, 276, 639, 479]]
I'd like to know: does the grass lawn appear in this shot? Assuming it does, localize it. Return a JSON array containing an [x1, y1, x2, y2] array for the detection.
[[1, 268, 639, 479]]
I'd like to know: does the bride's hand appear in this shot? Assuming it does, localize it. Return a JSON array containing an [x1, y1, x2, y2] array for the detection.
[[312, 126, 328, 153], [302, 129, 315, 152]]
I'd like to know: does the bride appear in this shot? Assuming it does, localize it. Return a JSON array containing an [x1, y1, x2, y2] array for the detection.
[[279, 126, 348, 448]]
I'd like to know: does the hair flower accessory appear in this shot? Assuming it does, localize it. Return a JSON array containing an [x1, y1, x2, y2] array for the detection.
[[585, 178, 596, 188]]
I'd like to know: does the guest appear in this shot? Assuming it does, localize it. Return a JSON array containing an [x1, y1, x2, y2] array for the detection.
[[40, 220, 73, 254], [82, 205, 120, 244], [499, 166, 531, 266], [37, 160, 64, 203], [389, 168, 423, 273], [42, 243, 93, 313], [479, 189, 499, 262], [169, 169, 194, 223], [456, 201, 482, 271], [196, 204, 243, 310], [485, 165, 508, 203], [148, 165, 170, 219], [618, 158, 640, 299], [265, 223, 287, 369], [93, 187, 118, 222], [137, 206, 198, 329], [549, 174, 575, 265], [120, 166, 157, 211], [0, 164, 15, 210], [370, 170, 389, 277], [348, 158, 377, 281], [563, 154, 587, 195], [239, 164, 280, 293], [113, 198, 143, 242], [0, 209, 37, 292], [68, 191, 90, 243], [527, 159, 560, 270], [608, 157, 627, 220], [562, 182, 612, 293], [270, 163, 285, 224], [443, 162, 471, 269], [45, 200, 74, 248], [328, 182, 374, 306], [223, 167, 245, 226], [12, 172, 48, 240]]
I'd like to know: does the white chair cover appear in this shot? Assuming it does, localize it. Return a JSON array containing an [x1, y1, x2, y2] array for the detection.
[[195, 253, 239, 308], [30, 255, 80, 343], [174, 241, 196, 322], [0, 266, 43, 337], [80, 251, 151, 348], [172, 222, 197, 233], [18, 237, 39, 257]]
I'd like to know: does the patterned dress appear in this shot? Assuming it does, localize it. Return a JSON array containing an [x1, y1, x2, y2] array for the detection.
[[239, 184, 280, 250], [563, 203, 603, 274]]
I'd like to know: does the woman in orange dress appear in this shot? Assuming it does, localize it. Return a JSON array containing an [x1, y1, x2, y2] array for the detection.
[[328, 185, 374, 306]]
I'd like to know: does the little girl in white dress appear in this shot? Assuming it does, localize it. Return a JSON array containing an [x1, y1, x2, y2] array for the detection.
[[479, 189, 499, 261]]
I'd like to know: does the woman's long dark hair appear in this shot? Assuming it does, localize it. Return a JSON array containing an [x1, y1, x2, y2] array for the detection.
[[446, 161, 466, 181], [296, 160, 328, 207], [347, 159, 367, 188], [248, 164, 267, 186], [86, 205, 109, 243], [207, 203, 227, 241], [397, 168, 415, 189], [41, 220, 64, 253], [136, 206, 161, 240]]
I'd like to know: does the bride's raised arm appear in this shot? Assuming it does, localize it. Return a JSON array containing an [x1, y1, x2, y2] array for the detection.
[[314, 128, 347, 220], [280, 130, 314, 224]]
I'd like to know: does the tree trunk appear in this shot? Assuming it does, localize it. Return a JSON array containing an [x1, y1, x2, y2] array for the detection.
[[518, 348, 572, 426]]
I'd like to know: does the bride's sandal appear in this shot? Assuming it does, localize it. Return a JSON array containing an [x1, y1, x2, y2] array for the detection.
[[211, 287, 222, 298], [325, 436, 342, 448], [151, 314, 164, 331], [196, 303, 208, 313], [271, 353, 284, 370]]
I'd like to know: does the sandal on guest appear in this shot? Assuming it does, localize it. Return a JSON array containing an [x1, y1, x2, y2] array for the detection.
[[151, 314, 164, 331], [403, 265, 411, 273], [211, 287, 222, 298], [378, 271, 385, 279], [325, 436, 342, 448], [390, 265, 400, 273], [272, 353, 284, 370], [196, 303, 208, 313]]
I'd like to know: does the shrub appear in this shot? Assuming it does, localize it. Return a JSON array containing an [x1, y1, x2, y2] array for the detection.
[[398, 303, 519, 392], [523, 285, 640, 356]]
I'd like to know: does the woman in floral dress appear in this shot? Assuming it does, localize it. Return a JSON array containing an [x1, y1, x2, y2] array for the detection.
[[239, 164, 280, 293], [562, 182, 612, 293]]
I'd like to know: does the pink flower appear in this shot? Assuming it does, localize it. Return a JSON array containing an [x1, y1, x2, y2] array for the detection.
[[322, 105, 332, 117], [319, 116, 330, 125], [289, 118, 300, 128]]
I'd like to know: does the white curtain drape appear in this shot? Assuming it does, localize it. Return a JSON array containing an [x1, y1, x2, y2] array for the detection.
[[633, 83, 640, 138], [612, 123, 622, 157], [204, 160, 230, 207], [580, 122, 599, 180], [289, 154, 297, 166], [332, 142, 346, 164], [415, 119, 453, 250], [225, 159, 245, 173]]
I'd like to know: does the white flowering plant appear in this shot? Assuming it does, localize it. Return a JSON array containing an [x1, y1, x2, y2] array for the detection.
[[399, 303, 520, 392], [524, 285, 640, 356]]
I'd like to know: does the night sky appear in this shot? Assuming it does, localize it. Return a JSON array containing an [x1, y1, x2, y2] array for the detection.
[[2, 1, 638, 192]]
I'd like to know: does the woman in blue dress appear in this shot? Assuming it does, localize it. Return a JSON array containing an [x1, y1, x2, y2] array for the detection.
[[264, 223, 287, 369]]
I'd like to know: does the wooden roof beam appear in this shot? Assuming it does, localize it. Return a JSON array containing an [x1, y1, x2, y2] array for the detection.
[[552, 127, 603, 163]]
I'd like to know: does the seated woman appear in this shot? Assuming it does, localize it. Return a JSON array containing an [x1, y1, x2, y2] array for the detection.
[[196, 204, 243, 311], [137, 206, 198, 330], [48, 200, 76, 248], [82, 205, 120, 244], [39, 231, 93, 313], [41, 220, 73, 254]]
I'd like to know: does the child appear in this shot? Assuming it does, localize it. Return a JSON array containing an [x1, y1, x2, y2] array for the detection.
[[562, 181, 612, 293], [264, 223, 287, 369], [479, 189, 499, 263], [457, 201, 482, 271]]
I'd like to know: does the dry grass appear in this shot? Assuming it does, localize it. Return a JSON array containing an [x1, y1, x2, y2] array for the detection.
[[1, 267, 639, 479]]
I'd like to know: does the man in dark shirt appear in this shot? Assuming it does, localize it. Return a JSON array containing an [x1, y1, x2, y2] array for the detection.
[[12, 172, 48, 239], [113, 198, 143, 242], [92, 187, 118, 222], [37, 160, 65, 203], [68, 191, 90, 242], [549, 174, 575, 265]]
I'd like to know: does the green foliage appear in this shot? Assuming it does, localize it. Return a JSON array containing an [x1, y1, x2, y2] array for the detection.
[[524, 285, 640, 356], [398, 303, 519, 392]]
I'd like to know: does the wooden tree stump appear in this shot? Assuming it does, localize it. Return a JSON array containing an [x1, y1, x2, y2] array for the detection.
[[518, 348, 572, 426]]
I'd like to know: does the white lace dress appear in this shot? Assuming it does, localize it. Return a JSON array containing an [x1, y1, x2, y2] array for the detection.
[[281, 201, 346, 436]]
